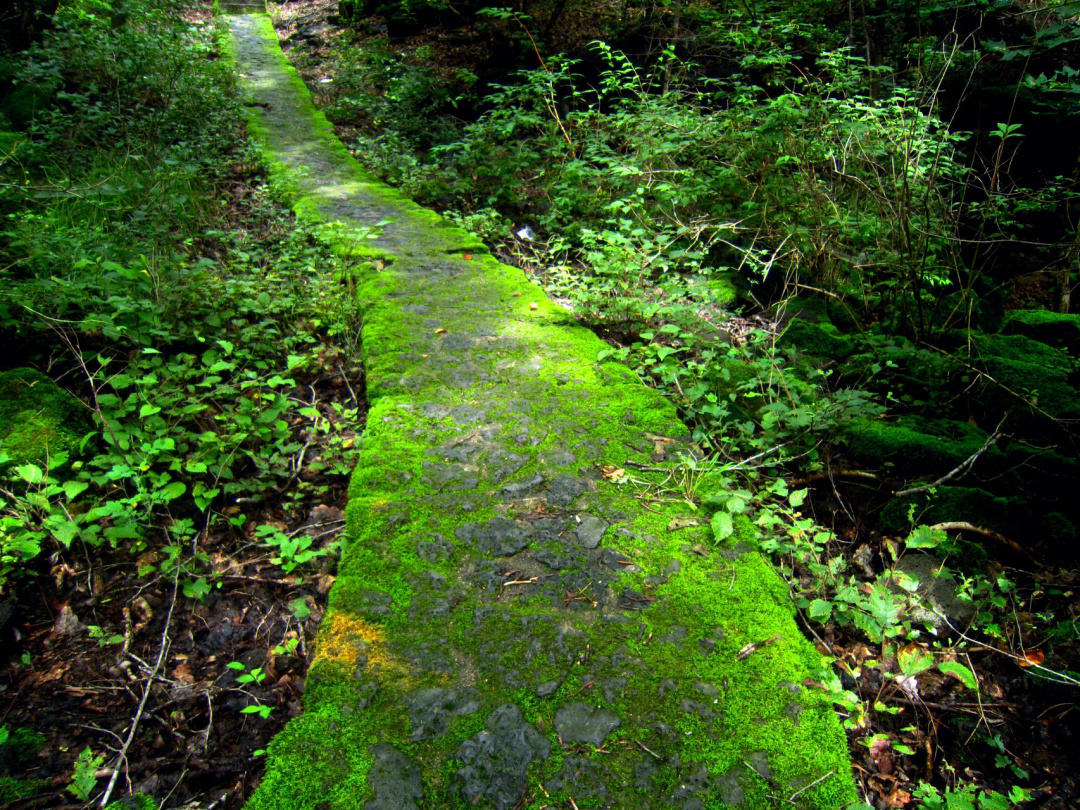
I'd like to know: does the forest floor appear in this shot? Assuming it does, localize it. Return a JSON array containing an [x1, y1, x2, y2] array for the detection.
[[0, 150, 366, 809]]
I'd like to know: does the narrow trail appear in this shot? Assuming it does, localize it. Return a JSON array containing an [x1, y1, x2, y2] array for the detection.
[[225, 9, 856, 809]]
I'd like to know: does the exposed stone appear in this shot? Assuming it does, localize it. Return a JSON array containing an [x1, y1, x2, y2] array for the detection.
[[416, 535, 454, 561], [554, 702, 620, 746], [500, 473, 545, 499], [575, 515, 608, 549], [547, 475, 587, 506], [364, 744, 424, 810], [890, 551, 975, 627], [455, 517, 534, 556], [405, 687, 480, 741], [455, 705, 550, 810], [546, 755, 609, 799]]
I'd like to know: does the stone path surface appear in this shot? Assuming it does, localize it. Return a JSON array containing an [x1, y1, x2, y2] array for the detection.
[[226, 11, 856, 810]]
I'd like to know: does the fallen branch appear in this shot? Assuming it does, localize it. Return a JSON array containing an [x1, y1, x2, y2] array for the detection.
[[927, 521, 1036, 565], [893, 414, 1009, 498]]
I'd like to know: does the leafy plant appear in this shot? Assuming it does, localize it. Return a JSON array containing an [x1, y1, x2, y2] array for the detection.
[[67, 746, 103, 802]]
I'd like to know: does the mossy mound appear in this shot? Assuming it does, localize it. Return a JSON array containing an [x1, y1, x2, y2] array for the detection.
[[1000, 309, 1080, 355], [0, 368, 92, 464], [779, 318, 854, 361], [881, 485, 1078, 559], [227, 11, 856, 810], [839, 416, 998, 476]]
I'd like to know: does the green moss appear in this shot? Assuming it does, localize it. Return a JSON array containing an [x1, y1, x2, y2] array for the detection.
[[968, 331, 1073, 373], [780, 318, 855, 360], [880, 486, 1005, 534], [1000, 309, 1080, 355], [0, 368, 92, 465], [243, 710, 375, 810], [104, 794, 158, 810], [840, 416, 998, 475], [0, 775, 47, 804], [882, 484, 1077, 553], [0, 726, 46, 761]]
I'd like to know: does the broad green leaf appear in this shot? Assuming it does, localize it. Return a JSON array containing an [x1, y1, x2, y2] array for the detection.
[[938, 661, 978, 691], [897, 644, 935, 677], [159, 481, 186, 503], [712, 510, 734, 541], [807, 598, 833, 622], [63, 481, 89, 501], [905, 524, 943, 549], [15, 464, 43, 484]]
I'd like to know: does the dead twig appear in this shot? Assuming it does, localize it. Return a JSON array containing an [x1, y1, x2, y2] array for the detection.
[[736, 634, 782, 661], [893, 413, 1009, 498], [99, 570, 180, 808], [926, 521, 1036, 564]]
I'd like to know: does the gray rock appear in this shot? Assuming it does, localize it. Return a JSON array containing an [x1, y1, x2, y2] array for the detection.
[[575, 515, 608, 549], [421, 461, 478, 491], [487, 450, 530, 482], [364, 744, 424, 810], [500, 474, 545, 499], [890, 552, 975, 627], [537, 679, 561, 698], [455, 704, 551, 810], [455, 517, 534, 556], [547, 475, 587, 507], [670, 764, 711, 810], [546, 755, 610, 799], [416, 536, 454, 562], [635, 757, 658, 789], [403, 642, 456, 676], [419, 401, 449, 418], [405, 687, 480, 741], [554, 702, 620, 746]]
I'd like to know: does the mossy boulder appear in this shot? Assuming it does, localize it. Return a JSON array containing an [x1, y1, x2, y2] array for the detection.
[[779, 318, 855, 361], [880, 486, 1010, 534], [880, 485, 1077, 555], [0, 368, 92, 464], [839, 416, 999, 476], [965, 332, 1079, 422], [1000, 309, 1080, 355]]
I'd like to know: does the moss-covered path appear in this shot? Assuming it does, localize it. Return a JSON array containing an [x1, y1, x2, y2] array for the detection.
[[226, 10, 856, 809]]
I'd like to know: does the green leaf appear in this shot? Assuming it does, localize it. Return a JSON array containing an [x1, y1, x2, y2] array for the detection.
[[159, 481, 186, 503], [938, 661, 978, 691], [897, 645, 935, 677], [240, 704, 265, 714], [905, 524, 943, 549], [807, 598, 833, 622], [15, 464, 43, 484], [183, 578, 211, 600], [226, 661, 246, 671], [788, 488, 807, 509], [139, 404, 162, 418], [63, 481, 89, 501], [712, 510, 734, 542]]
